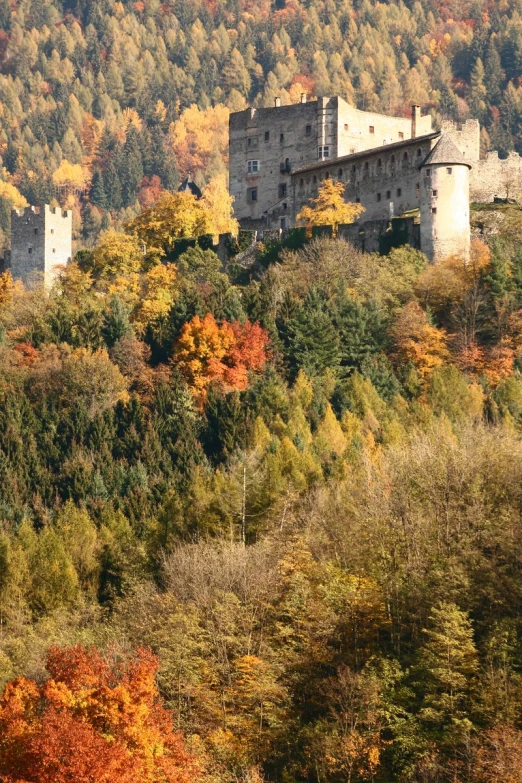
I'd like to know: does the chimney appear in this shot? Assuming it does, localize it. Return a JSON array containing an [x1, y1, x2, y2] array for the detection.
[[301, 93, 307, 104], [274, 97, 281, 107], [412, 104, 421, 138]]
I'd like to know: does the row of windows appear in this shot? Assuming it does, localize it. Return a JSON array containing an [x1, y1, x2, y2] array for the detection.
[[248, 125, 314, 147]]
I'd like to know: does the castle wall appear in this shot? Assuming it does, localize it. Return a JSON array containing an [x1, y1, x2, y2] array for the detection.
[[230, 98, 433, 229], [470, 151, 522, 202], [292, 134, 439, 226], [43, 205, 72, 284]]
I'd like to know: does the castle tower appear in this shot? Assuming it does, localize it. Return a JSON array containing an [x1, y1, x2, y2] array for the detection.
[[10, 205, 72, 288], [419, 135, 471, 263]]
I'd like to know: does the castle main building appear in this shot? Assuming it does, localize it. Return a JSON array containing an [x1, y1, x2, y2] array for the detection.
[[229, 96, 521, 262]]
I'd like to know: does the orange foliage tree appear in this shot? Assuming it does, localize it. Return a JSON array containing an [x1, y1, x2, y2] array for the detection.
[[0, 644, 198, 783], [173, 313, 269, 404], [389, 301, 449, 381]]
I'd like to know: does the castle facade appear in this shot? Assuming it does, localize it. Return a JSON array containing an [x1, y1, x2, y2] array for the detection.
[[229, 96, 522, 262]]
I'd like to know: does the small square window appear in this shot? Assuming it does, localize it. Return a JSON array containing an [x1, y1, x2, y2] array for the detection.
[[318, 145, 330, 159], [447, 167, 453, 175], [265, 131, 270, 142], [432, 190, 438, 197], [247, 160, 260, 174], [432, 207, 437, 214], [397, 188, 402, 197], [305, 125, 312, 136], [356, 197, 361, 203], [369, 126, 375, 134]]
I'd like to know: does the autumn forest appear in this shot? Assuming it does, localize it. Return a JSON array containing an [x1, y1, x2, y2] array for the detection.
[[2, 0, 522, 782]]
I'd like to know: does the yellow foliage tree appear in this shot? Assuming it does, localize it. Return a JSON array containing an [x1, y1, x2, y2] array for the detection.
[[52, 160, 88, 192], [297, 179, 365, 236], [133, 263, 178, 337], [201, 175, 239, 238], [92, 231, 144, 301], [0, 178, 28, 210], [170, 104, 230, 179], [126, 192, 213, 256]]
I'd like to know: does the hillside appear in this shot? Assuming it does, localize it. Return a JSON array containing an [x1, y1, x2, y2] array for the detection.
[[0, 0, 519, 249]]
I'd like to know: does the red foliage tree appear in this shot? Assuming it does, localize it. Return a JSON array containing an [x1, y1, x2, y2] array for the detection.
[[0, 645, 198, 783]]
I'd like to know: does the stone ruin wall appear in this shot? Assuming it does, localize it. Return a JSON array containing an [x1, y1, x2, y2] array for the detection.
[[470, 151, 522, 203]]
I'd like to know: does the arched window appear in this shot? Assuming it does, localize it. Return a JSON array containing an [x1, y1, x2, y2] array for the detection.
[[417, 148, 423, 157], [325, 171, 330, 179], [390, 155, 395, 165], [377, 158, 382, 168], [364, 161, 369, 170], [403, 151, 409, 161], [299, 178, 304, 187], [352, 165, 356, 174], [338, 168, 343, 178], [313, 175, 317, 184]]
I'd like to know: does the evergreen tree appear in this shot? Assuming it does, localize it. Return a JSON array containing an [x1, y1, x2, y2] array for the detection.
[[90, 170, 107, 209]]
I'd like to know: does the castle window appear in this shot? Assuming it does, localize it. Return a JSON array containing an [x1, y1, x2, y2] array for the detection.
[[352, 165, 356, 174], [338, 168, 343, 178], [325, 172, 330, 179], [248, 187, 258, 202], [28, 247, 32, 254], [52, 248, 56, 253], [426, 168, 431, 177], [34, 228, 38, 234], [344, 123, 349, 131], [280, 133, 284, 144], [305, 125, 312, 136], [356, 197, 361, 203], [281, 217, 286, 229], [377, 193, 382, 202], [247, 160, 260, 173], [403, 152, 409, 163], [377, 158, 382, 168], [313, 175, 317, 184], [248, 136, 259, 149], [417, 148, 423, 157], [369, 126, 375, 134], [299, 178, 304, 187], [432, 207, 437, 214], [447, 167, 453, 175], [318, 145, 330, 159], [50, 228, 54, 234], [386, 190, 391, 199], [364, 162, 369, 171], [265, 131, 270, 142], [279, 183, 287, 198], [397, 188, 402, 197], [399, 132, 404, 140], [432, 190, 438, 197], [390, 155, 395, 166]]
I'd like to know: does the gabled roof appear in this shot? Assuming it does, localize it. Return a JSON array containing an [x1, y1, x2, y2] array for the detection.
[[178, 177, 202, 198], [420, 134, 472, 169], [292, 131, 441, 175]]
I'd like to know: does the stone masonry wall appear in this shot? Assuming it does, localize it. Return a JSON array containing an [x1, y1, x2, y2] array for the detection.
[[470, 151, 522, 203]]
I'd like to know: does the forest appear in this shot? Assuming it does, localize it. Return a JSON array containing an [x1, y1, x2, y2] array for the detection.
[[1, 0, 522, 781], [0, 0, 520, 250], [2, 176, 522, 780]]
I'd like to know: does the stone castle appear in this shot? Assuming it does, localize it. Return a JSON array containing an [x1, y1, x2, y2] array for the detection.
[[229, 96, 522, 262], [8, 204, 72, 288]]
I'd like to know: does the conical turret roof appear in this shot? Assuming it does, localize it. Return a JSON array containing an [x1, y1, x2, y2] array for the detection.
[[420, 134, 472, 169]]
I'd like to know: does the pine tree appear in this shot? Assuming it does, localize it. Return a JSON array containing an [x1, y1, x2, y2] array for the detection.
[[90, 170, 107, 209]]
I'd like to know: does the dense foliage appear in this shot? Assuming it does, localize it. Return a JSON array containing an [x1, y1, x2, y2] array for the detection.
[[2, 201, 522, 780], [0, 0, 520, 248]]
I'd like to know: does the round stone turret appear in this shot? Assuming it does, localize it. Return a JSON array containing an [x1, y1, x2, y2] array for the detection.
[[419, 135, 472, 263]]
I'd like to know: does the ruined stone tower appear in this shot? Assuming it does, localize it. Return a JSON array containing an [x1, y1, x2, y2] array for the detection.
[[419, 136, 471, 263], [10, 205, 72, 288]]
